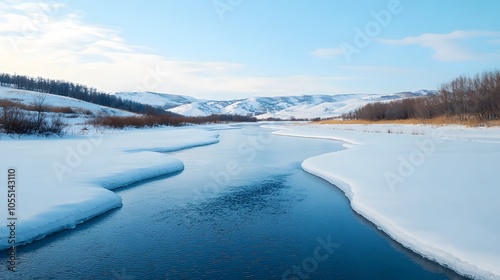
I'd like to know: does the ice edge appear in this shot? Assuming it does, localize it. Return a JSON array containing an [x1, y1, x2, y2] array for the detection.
[[0, 135, 220, 251], [297, 138, 497, 280]]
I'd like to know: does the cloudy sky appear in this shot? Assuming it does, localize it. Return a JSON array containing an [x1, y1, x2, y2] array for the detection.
[[1, 0, 499, 99]]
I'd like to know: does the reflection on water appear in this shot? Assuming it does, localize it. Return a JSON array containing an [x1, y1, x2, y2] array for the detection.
[[0, 125, 470, 280], [155, 175, 305, 228]]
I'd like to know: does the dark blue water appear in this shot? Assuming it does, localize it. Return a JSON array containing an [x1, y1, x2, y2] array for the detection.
[[0, 124, 468, 279]]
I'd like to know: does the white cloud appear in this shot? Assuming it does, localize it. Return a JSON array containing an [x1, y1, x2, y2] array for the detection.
[[310, 48, 344, 59], [0, 1, 349, 99], [378, 30, 500, 62], [10, 1, 66, 15]]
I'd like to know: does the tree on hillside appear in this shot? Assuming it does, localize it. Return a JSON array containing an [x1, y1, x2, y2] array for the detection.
[[0, 73, 165, 115]]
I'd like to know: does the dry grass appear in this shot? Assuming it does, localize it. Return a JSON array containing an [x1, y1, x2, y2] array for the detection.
[[0, 106, 68, 135], [317, 116, 500, 127], [90, 113, 258, 129], [0, 99, 32, 110], [484, 120, 500, 127], [0, 98, 80, 115]]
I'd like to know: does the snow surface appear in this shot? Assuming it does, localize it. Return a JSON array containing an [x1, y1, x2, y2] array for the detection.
[[114, 91, 436, 119], [1, 83, 496, 280], [0, 87, 135, 117], [0, 128, 219, 250], [0, 86, 138, 132], [111, 91, 197, 109], [273, 123, 500, 279]]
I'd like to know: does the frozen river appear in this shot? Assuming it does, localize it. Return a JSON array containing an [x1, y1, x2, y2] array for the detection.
[[1, 124, 467, 279]]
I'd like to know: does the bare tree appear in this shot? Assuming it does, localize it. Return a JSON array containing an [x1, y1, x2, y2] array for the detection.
[[32, 93, 48, 132], [350, 70, 500, 123]]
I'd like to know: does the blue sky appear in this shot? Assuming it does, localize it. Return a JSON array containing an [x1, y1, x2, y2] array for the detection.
[[1, 0, 499, 99]]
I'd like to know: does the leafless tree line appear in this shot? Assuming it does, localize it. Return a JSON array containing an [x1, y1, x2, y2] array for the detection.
[[0, 73, 165, 115], [345, 70, 500, 121]]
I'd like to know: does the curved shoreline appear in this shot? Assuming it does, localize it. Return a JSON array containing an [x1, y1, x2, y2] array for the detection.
[[301, 162, 482, 280], [274, 127, 500, 280], [0, 129, 220, 251]]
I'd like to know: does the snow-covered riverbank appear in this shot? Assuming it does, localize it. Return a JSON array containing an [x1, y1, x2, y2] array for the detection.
[[2, 121, 499, 279], [273, 123, 500, 279], [0, 127, 219, 250]]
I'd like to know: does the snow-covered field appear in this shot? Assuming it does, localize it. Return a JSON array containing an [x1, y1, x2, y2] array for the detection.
[[273, 123, 500, 279], [0, 87, 135, 117], [0, 87, 236, 251], [0, 128, 219, 250], [1, 84, 499, 278]]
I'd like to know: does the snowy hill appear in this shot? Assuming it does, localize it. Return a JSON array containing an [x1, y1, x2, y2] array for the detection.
[[0, 86, 436, 123], [0, 86, 136, 133], [110, 91, 198, 109], [113, 90, 437, 119], [0, 87, 134, 116]]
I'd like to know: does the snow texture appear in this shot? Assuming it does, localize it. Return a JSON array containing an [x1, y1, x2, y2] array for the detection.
[[0, 128, 219, 250], [273, 123, 500, 280], [0, 87, 135, 117]]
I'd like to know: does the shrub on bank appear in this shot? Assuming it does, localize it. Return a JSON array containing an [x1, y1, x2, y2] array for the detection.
[[90, 113, 257, 129], [0, 107, 68, 135]]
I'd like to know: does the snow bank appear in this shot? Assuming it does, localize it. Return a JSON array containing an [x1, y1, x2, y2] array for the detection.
[[0, 128, 219, 250], [274, 124, 500, 280]]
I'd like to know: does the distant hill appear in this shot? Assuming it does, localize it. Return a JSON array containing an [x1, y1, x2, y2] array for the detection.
[[113, 90, 437, 119]]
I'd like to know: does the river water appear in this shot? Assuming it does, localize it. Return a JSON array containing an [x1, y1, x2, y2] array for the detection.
[[1, 124, 467, 279]]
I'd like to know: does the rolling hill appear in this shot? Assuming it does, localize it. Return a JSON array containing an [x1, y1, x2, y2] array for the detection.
[[113, 90, 436, 119]]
